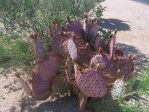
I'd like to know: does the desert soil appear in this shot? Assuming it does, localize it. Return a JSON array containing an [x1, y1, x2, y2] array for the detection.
[[0, 0, 149, 112]]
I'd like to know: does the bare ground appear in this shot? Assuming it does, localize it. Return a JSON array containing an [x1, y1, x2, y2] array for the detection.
[[0, 0, 149, 112], [101, 0, 149, 68]]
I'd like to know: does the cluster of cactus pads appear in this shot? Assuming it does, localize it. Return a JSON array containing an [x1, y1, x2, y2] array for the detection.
[[16, 17, 137, 110]]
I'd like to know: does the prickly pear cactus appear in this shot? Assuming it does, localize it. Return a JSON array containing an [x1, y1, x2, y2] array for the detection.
[[104, 58, 118, 82], [49, 22, 64, 54], [67, 38, 78, 61], [77, 43, 92, 64], [75, 69, 108, 98], [61, 31, 92, 63], [83, 18, 108, 51], [90, 48, 109, 69], [109, 30, 117, 58], [37, 53, 63, 81], [65, 17, 85, 38], [16, 33, 63, 100], [30, 33, 46, 62], [116, 56, 135, 81], [86, 22, 99, 43], [31, 72, 52, 100], [16, 17, 137, 111]]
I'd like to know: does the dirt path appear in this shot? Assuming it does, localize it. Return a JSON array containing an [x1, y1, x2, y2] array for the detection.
[[101, 0, 149, 68], [0, 0, 149, 112]]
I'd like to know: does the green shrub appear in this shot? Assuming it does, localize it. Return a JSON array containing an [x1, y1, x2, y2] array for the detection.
[[0, 0, 105, 66], [0, 0, 105, 38], [0, 36, 33, 67], [127, 64, 149, 95], [90, 99, 148, 112]]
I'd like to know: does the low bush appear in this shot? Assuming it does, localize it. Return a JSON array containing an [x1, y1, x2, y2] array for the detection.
[[0, 0, 105, 66], [0, 0, 105, 37], [0, 35, 33, 67]]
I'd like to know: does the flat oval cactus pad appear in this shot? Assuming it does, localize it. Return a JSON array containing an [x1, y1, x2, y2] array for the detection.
[[67, 38, 78, 61], [37, 54, 62, 81], [32, 73, 52, 100], [76, 70, 108, 98], [66, 20, 84, 37], [90, 54, 109, 69]]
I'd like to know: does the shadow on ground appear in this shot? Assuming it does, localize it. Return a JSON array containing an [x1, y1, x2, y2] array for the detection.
[[131, 0, 149, 5], [99, 18, 130, 31], [19, 95, 37, 112], [20, 95, 124, 112], [10, 106, 17, 112], [33, 96, 79, 112], [20, 96, 79, 112], [116, 43, 148, 69]]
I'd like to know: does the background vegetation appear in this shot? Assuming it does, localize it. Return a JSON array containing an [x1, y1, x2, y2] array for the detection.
[[0, 0, 105, 67]]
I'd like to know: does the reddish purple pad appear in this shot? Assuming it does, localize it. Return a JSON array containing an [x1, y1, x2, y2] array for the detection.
[[76, 71, 108, 98], [32, 73, 51, 95], [37, 57, 60, 81], [87, 23, 99, 42], [66, 21, 84, 37]]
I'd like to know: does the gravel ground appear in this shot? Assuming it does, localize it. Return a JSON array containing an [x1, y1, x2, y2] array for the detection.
[[0, 0, 149, 112]]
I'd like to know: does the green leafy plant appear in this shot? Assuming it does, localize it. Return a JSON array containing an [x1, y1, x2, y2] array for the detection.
[[90, 99, 148, 112], [0, 0, 105, 37], [99, 28, 112, 43], [0, 0, 105, 66], [127, 64, 149, 95], [0, 35, 33, 67]]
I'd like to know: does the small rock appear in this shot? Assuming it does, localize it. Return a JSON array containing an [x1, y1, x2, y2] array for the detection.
[[2, 97, 5, 99]]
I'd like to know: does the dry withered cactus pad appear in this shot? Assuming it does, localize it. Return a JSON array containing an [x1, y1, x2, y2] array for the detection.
[[16, 17, 137, 110]]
